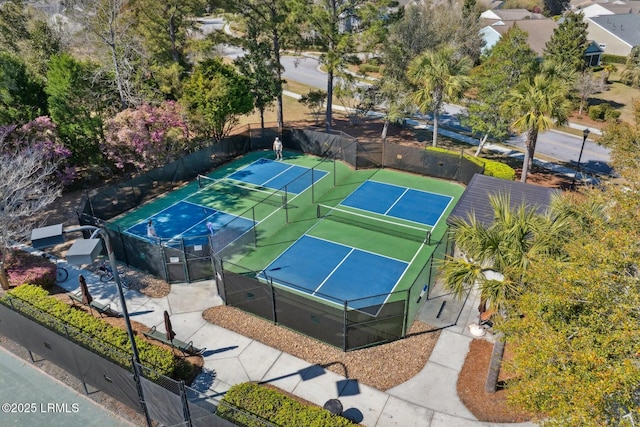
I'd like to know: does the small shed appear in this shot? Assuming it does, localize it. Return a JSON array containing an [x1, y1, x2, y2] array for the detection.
[[447, 174, 559, 227]]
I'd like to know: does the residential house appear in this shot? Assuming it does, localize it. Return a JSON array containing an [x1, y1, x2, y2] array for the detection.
[[480, 18, 558, 55], [480, 16, 603, 65], [568, 1, 640, 56], [479, 8, 547, 21], [586, 14, 640, 56]]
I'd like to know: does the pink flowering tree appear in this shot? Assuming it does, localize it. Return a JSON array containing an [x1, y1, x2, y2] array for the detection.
[[103, 101, 194, 172]]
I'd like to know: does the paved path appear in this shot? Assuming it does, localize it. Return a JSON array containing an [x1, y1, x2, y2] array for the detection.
[[26, 247, 537, 427], [0, 346, 135, 427]]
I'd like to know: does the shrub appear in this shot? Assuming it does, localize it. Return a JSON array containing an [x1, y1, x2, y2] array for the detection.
[[4, 250, 56, 290], [359, 64, 380, 74], [1, 285, 175, 376], [367, 57, 381, 66], [426, 147, 516, 181], [604, 108, 621, 121], [219, 383, 355, 427], [601, 54, 627, 65], [588, 103, 620, 122]]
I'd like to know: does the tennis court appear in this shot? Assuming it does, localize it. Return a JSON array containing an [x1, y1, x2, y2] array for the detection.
[[228, 158, 328, 194], [340, 180, 453, 227], [125, 201, 255, 246], [256, 178, 450, 314], [122, 157, 328, 251], [259, 235, 409, 314]]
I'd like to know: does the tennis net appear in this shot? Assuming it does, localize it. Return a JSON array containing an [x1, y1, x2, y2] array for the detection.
[[197, 175, 287, 208], [316, 204, 431, 244]]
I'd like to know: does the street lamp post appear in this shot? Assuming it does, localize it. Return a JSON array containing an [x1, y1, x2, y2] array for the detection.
[[31, 224, 150, 426], [32, 224, 141, 363], [571, 128, 590, 189]]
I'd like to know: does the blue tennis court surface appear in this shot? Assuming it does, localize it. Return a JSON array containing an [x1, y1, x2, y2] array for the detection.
[[228, 158, 328, 194], [341, 180, 453, 227], [259, 235, 408, 313], [126, 201, 254, 246]]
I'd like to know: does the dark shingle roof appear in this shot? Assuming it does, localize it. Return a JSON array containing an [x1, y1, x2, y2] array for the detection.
[[590, 14, 640, 48], [447, 174, 559, 227]]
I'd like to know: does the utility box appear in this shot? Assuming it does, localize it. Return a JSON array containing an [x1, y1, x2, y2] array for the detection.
[[66, 239, 103, 265], [30, 224, 65, 249]]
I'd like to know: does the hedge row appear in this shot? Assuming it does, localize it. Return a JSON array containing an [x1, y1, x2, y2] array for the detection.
[[1, 285, 175, 376], [219, 383, 355, 427], [426, 147, 516, 181], [600, 54, 627, 65]]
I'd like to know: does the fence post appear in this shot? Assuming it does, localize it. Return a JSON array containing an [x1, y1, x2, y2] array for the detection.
[[132, 360, 153, 427], [270, 278, 277, 324], [252, 207, 257, 247], [179, 380, 193, 427], [342, 301, 348, 351], [181, 238, 190, 283]]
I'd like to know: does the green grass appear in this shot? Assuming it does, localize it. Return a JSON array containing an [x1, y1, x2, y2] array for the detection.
[[589, 79, 639, 124]]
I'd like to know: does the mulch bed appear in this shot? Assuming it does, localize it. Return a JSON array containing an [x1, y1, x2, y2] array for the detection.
[[457, 339, 539, 423]]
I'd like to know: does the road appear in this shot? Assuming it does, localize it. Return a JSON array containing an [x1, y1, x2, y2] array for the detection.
[[279, 56, 613, 175], [204, 18, 613, 175]]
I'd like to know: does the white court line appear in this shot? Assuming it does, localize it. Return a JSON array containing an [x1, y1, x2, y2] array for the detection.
[[384, 187, 410, 215], [313, 248, 355, 294], [261, 164, 296, 187]]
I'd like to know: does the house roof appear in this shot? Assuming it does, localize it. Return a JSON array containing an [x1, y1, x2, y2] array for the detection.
[[480, 9, 547, 21], [576, 1, 640, 16], [447, 174, 559, 227], [483, 19, 559, 55], [589, 14, 640, 48]]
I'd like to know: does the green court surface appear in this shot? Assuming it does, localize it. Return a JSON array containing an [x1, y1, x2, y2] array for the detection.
[[109, 150, 465, 309]]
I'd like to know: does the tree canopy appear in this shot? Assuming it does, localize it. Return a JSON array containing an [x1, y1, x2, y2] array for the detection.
[[496, 101, 640, 426], [181, 58, 253, 141], [0, 52, 48, 125], [543, 11, 589, 74], [463, 26, 537, 155], [407, 46, 472, 147], [501, 63, 573, 182], [103, 101, 192, 172], [0, 118, 70, 255]]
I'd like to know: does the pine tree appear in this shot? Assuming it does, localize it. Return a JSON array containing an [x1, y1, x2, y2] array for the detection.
[[543, 11, 589, 73]]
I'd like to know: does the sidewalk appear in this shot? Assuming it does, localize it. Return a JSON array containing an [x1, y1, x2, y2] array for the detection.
[[0, 346, 136, 427], [36, 248, 537, 427]]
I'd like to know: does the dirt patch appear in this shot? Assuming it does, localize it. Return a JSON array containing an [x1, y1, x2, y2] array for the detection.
[[203, 305, 439, 391], [457, 339, 539, 423]]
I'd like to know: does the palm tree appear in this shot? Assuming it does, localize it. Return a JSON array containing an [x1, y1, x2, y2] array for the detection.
[[501, 69, 573, 183], [439, 193, 572, 319], [407, 46, 472, 147]]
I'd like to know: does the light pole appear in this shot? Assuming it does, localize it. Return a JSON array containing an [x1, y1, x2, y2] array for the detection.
[[31, 224, 151, 426], [32, 224, 140, 363], [571, 128, 590, 189]]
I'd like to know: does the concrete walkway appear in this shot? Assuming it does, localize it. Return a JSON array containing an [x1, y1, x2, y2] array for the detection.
[[29, 248, 537, 427]]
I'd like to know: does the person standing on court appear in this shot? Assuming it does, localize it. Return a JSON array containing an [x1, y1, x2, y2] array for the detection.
[[206, 221, 216, 236], [273, 136, 283, 160], [147, 219, 158, 239]]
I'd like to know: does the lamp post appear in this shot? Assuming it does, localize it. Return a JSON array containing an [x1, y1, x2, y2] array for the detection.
[[571, 128, 590, 189], [32, 224, 140, 363], [31, 224, 150, 426]]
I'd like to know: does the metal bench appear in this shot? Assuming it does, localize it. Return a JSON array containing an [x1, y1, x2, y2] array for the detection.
[[142, 326, 204, 356], [68, 291, 121, 318]]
